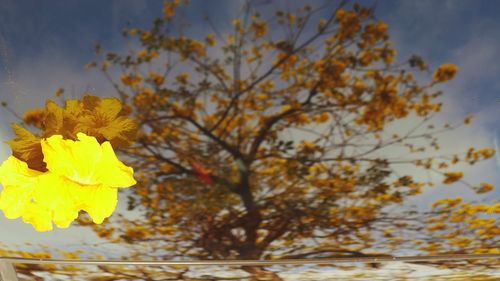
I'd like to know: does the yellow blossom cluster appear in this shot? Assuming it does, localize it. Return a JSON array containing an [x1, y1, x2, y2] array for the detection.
[[14, 95, 138, 172], [121, 74, 142, 86], [465, 147, 495, 163], [442, 171, 463, 184], [433, 63, 458, 82], [163, 0, 181, 19], [427, 198, 499, 253], [251, 18, 268, 38], [149, 71, 165, 86], [1, 95, 138, 231], [205, 34, 216, 46], [335, 9, 361, 39], [137, 49, 160, 61], [0, 133, 136, 231], [361, 22, 388, 45]]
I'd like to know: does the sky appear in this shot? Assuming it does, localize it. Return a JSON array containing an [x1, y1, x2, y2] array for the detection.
[[0, 0, 499, 253]]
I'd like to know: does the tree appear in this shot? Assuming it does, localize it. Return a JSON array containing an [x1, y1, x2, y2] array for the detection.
[[1, 1, 498, 280]]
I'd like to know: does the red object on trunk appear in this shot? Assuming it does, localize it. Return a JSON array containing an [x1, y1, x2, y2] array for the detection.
[[191, 161, 213, 185]]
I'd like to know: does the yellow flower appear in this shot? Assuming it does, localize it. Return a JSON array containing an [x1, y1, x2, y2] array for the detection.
[[442, 171, 463, 185], [300, 141, 316, 152], [75, 96, 138, 149], [476, 182, 494, 194], [137, 49, 148, 59], [120, 74, 142, 86], [0, 157, 56, 232], [251, 21, 268, 38], [42, 133, 135, 187], [163, 0, 180, 19], [41, 133, 136, 222], [0, 156, 42, 219], [21, 203, 53, 232], [176, 72, 189, 84], [433, 63, 458, 82], [149, 71, 165, 86], [0, 133, 136, 231], [33, 174, 79, 229]]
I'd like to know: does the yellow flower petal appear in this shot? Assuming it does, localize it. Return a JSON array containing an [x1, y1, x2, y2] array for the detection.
[[94, 98, 123, 121], [35, 174, 79, 228], [0, 186, 32, 219], [0, 156, 42, 219], [41, 134, 102, 185], [96, 141, 137, 187], [71, 184, 118, 224], [0, 155, 41, 187], [41, 133, 136, 188], [22, 203, 53, 232]]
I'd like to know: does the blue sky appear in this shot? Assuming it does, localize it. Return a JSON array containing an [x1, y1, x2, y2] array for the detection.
[[0, 0, 499, 250]]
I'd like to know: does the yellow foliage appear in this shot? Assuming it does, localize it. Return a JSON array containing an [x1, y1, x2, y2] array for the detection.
[[137, 49, 148, 59], [300, 140, 316, 152], [54, 87, 64, 97], [432, 197, 462, 208], [163, 0, 180, 19], [176, 72, 189, 84], [251, 20, 268, 38], [312, 112, 329, 124], [335, 9, 361, 39], [205, 34, 216, 46], [488, 203, 500, 213], [23, 108, 46, 129], [433, 63, 458, 82], [149, 71, 165, 86], [362, 21, 388, 45], [120, 74, 142, 86], [442, 171, 463, 184], [427, 223, 446, 231], [450, 237, 472, 247], [475, 182, 494, 194], [463, 114, 473, 124], [140, 31, 152, 41]]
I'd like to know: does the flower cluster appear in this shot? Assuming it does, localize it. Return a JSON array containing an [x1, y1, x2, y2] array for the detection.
[[10, 95, 137, 172], [433, 63, 458, 82], [0, 95, 137, 231], [0, 133, 136, 231]]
